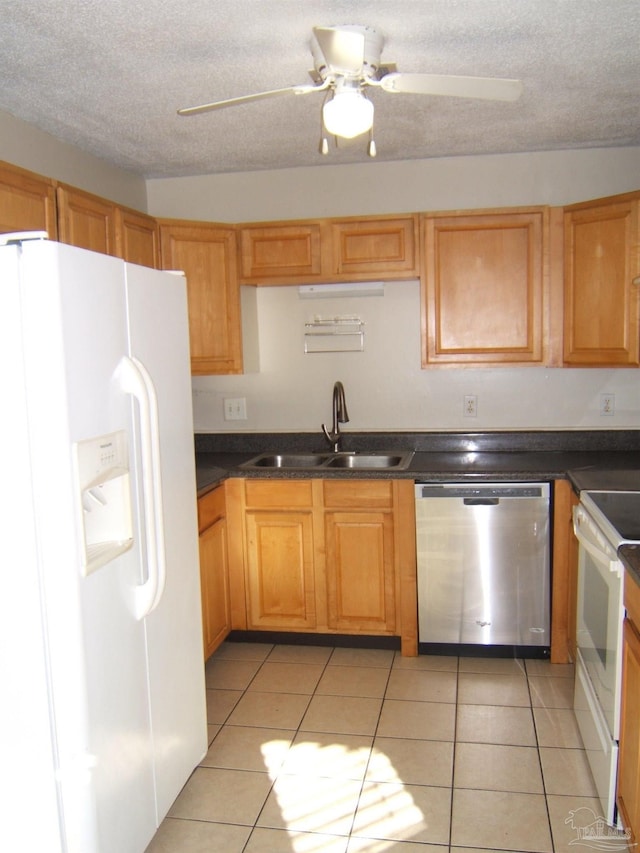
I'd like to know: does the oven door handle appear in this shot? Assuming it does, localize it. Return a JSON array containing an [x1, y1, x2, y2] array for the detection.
[[573, 510, 622, 577]]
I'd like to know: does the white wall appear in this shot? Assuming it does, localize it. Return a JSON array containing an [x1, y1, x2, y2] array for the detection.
[[0, 109, 147, 210], [147, 147, 640, 222], [192, 283, 640, 433]]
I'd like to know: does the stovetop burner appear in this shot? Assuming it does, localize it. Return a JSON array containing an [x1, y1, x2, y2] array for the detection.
[[583, 490, 640, 544]]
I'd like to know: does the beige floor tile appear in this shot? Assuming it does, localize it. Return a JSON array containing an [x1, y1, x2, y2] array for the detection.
[[377, 699, 456, 741], [385, 668, 457, 703], [457, 672, 531, 707], [459, 656, 526, 676], [200, 725, 293, 774], [167, 766, 272, 824], [533, 706, 584, 748], [351, 781, 451, 845], [329, 647, 395, 668], [245, 827, 349, 852], [529, 675, 575, 709], [526, 659, 574, 678], [213, 641, 273, 661], [451, 788, 552, 852], [257, 774, 363, 834], [207, 722, 221, 744], [267, 644, 334, 664], [145, 816, 251, 852], [300, 694, 383, 736], [204, 657, 262, 690], [205, 687, 242, 724], [546, 794, 632, 852], [348, 839, 448, 852], [316, 664, 390, 698], [456, 703, 537, 746], [454, 741, 544, 793], [539, 747, 599, 796], [227, 690, 311, 729], [393, 653, 458, 672], [281, 732, 373, 780], [248, 661, 325, 694], [367, 737, 454, 787]]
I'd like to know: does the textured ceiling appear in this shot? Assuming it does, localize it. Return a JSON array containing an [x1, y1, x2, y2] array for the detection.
[[1, 1, 639, 178]]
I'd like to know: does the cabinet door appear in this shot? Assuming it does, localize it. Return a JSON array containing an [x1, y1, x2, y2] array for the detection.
[[324, 510, 396, 634], [564, 198, 640, 365], [329, 216, 418, 279], [239, 223, 323, 283], [0, 160, 57, 237], [423, 210, 545, 364], [159, 221, 242, 374], [199, 516, 231, 659], [56, 185, 117, 255], [245, 510, 317, 630], [115, 207, 160, 268], [618, 616, 640, 841]]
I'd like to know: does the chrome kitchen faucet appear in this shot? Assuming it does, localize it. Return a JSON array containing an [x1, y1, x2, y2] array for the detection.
[[322, 380, 349, 451]]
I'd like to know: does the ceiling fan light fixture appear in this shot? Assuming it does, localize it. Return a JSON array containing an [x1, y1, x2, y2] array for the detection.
[[322, 89, 374, 139]]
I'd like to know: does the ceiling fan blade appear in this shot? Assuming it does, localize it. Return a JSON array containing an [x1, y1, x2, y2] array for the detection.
[[312, 26, 366, 74], [177, 83, 324, 116], [379, 72, 523, 102]]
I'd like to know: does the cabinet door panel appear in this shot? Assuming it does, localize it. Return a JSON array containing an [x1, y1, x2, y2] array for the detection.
[[240, 224, 322, 282], [564, 199, 640, 365], [159, 222, 241, 374], [330, 217, 418, 278], [245, 511, 316, 629], [423, 210, 545, 364], [325, 510, 395, 633], [618, 616, 640, 840], [116, 207, 160, 268], [0, 161, 57, 237], [199, 516, 231, 659], [56, 185, 117, 255]]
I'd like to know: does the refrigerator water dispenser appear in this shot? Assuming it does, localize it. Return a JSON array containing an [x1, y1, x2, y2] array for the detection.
[[74, 430, 134, 575]]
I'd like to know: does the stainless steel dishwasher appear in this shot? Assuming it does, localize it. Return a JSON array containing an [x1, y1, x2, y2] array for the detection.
[[415, 482, 550, 657]]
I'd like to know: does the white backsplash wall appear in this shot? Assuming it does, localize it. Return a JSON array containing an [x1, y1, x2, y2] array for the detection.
[[192, 282, 640, 433]]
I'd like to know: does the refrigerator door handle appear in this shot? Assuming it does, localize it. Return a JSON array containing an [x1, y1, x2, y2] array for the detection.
[[116, 355, 167, 619]]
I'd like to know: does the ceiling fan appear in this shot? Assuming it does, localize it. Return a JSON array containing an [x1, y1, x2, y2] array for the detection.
[[177, 25, 523, 156]]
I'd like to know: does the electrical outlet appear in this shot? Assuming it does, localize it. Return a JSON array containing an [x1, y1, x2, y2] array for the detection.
[[600, 393, 615, 416], [224, 397, 247, 420], [464, 395, 478, 417]]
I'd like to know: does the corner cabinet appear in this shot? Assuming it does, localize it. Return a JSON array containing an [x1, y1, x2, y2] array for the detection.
[[422, 208, 548, 365], [197, 485, 231, 660], [225, 477, 418, 655], [238, 215, 418, 285], [0, 160, 57, 237], [158, 220, 243, 375], [564, 194, 640, 366]]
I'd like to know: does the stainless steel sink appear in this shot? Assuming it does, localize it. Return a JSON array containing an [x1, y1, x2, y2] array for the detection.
[[240, 450, 414, 471], [325, 452, 412, 469], [241, 453, 329, 468]]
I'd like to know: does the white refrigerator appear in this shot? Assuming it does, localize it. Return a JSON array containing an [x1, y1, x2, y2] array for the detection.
[[1, 235, 207, 852]]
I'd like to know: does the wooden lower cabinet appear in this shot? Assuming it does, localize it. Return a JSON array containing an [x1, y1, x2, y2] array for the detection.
[[226, 478, 418, 654], [617, 574, 640, 841], [198, 485, 231, 660]]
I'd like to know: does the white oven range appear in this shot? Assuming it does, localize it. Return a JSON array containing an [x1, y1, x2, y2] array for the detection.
[[572, 490, 640, 826]]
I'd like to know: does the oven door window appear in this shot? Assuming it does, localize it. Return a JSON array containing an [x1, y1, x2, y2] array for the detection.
[[576, 539, 624, 739]]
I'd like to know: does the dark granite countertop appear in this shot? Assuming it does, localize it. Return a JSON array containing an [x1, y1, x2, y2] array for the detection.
[[619, 544, 640, 589], [194, 430, 640, 497]]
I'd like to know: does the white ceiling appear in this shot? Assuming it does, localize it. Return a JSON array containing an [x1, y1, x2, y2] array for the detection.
[[2, 1, 639, 179]]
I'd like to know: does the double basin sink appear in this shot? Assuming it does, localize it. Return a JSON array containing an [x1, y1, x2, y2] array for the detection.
[[240, 450, 415, 471]]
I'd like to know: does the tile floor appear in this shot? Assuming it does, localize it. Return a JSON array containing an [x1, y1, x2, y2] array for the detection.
[[146, 642, 629, 853]]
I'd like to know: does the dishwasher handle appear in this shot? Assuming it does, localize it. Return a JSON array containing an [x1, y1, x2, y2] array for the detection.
[[463, 497, 499, 506]]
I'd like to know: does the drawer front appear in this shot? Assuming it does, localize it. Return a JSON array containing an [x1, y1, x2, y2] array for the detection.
[[245, 479, 313, 508], [323, 480, 393, 508], [198, 485, 225, 533]]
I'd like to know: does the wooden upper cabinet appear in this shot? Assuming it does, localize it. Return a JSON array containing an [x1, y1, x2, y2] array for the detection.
[[239, 222, 323, 283], [563, 194, 640, 366], [238, 215, 418, 284], [159, 220, 242, 375], [56, 184, 117, 255], [329, 216, 418, 279], [422, 208, 546, 365], [115, 207, 160, 268], [0, 160, 57, 238]]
